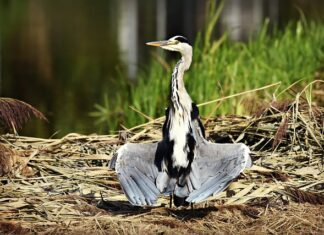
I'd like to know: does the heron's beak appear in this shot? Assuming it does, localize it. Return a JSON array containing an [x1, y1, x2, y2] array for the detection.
[[146, 40, 169, 47]]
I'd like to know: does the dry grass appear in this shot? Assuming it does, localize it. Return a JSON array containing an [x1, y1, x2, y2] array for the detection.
[[0, 92, 323, 234], [0, 98, 46, 132]]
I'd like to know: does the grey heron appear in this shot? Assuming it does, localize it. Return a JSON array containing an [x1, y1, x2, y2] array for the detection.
[[109, 35, 252, 207]]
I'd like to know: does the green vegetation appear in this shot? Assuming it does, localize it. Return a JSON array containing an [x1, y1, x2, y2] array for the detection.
[[91, 8, 324, 133]]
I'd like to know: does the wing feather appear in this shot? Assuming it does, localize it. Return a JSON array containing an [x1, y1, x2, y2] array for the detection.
[[118, 171, 142, 204], [133, 167, 160, 196], [118, 173, 134, 201], [185, 142, 252, 203], [126, 178, 144, 205], [109, 137, 251, 205], [109, 142, 162, 206]]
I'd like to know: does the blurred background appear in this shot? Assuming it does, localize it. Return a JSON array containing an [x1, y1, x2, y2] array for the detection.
[[1, 0, 324, 138]]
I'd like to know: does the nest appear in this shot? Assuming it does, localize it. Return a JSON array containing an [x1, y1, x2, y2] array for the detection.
[[0, 97, 323, 234]]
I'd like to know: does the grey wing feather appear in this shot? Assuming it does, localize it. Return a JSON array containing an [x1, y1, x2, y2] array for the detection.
[[185, 142, 252, 203], [109, 142, 161, 206]]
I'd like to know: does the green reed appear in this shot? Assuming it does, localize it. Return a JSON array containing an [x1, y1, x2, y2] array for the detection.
[[91, 18, 324, 133]]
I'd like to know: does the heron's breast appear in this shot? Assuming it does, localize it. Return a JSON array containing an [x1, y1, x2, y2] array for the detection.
[[168, 111, 193, 168]]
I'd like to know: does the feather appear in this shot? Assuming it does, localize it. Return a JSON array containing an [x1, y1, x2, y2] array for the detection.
[[184, 142, 251, 203], [109, 142, 162, 206], [110, 138, 252, 206]]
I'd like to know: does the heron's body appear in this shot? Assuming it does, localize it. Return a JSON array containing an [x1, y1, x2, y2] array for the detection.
[[109, 36, 252, 207], [163, 58, 195, 173]]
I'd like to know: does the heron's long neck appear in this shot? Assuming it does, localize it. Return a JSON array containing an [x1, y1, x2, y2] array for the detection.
[[170, 55, 192, 110], [167, 54, 194, 169]]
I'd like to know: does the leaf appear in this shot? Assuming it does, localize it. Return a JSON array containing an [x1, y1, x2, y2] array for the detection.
[[294, 167, 320, 178], [225, 183, 255, 204]]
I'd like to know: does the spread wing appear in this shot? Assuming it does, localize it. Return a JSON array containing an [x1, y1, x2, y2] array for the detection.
[[183, 142, 252, 203], [109, 139, 252, 205], [108, 142, 162, 206]]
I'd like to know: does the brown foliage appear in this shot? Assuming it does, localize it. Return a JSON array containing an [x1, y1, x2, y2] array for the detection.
[[253, 100, 292, 118], [272, 116, 289, 148], [0, 97, 46, 131], [285, 187, 324, 205], [0, 144, 18, 176], [0, 144, 32, 177], [0, 221, 28, 235], [259, 171, 290, 182]]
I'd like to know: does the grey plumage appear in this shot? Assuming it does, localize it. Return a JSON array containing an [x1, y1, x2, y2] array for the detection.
[[109, 35, 252, 206], [109, 143, 160, 206], [109, 127, 251, 206]]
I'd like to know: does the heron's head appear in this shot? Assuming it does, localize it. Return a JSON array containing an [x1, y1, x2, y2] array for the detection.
[[146, 35, 192, 56]]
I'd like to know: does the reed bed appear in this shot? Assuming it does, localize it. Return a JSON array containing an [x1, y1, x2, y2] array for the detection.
[[0, 91, 323, 234], [91, 19, 324, 133]]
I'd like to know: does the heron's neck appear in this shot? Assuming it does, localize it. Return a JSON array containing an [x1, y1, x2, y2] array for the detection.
[[170, 55, 192, 110], [168, 54, 194, 169], [181, 52, 192, 71]]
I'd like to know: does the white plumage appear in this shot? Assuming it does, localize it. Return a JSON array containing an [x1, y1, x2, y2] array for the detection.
[[109, 35, 252, 206]]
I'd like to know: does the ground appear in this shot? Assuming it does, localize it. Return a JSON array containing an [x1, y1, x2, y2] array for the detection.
[[0, 98, 323, 234], [1, 202, 323, 234]]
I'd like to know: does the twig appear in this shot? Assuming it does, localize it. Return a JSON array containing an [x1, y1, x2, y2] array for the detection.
[[197, 82, 281, 107]]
